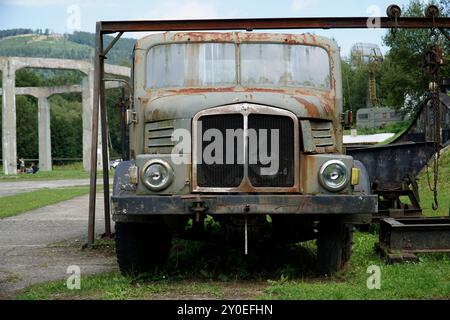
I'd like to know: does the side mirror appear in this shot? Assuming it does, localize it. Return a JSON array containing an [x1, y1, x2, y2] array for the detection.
[[126, 109, 137, 126]]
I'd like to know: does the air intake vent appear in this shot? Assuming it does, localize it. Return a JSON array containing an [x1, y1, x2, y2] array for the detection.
[[301, 120, 335, 153], [145, 120, 174, 154], [311, 121, 334, 148]]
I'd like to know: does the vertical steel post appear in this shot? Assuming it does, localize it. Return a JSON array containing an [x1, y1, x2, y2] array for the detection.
[[100, 50, 111, 237], [87, 22, 103, 247], [119, 87, 126, 160]]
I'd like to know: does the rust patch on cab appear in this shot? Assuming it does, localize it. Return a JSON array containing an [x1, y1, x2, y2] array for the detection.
[[294, 97, 320, 118]]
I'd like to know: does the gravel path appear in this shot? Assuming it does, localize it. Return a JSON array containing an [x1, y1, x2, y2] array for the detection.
[[0, 179, 110, 197], [0, 193, 117, 297]]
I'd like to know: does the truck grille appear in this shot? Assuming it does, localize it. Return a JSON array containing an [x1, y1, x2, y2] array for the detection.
[[248, 114, 294, 187], [197, 114, 244, 187], [193, 104, 299, 192]]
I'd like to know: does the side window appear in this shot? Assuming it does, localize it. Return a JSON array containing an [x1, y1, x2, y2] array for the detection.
[[358, 113, 369, 120]]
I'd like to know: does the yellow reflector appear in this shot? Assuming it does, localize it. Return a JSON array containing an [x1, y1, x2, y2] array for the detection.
[[351, 167, 360, 185]]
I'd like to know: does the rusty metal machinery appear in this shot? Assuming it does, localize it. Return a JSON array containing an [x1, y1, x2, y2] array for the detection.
[[347, 3, 449, 220], [377, 217, 450, 263], [86, 5, 450, 248], [345, 5, 450, 262], [346, 89, 450, 220]]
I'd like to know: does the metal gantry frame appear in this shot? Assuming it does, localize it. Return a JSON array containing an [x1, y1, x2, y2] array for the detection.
[[87, 9, 450, 247]]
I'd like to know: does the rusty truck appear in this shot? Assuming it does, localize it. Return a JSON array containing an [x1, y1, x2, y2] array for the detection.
[[111, 32, 378, 275]]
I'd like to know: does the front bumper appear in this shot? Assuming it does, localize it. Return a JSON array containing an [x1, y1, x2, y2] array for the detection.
[[112, 194, 378, 220]]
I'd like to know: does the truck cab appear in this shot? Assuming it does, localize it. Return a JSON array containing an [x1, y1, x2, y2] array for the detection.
[[112, 32, 377, 275]]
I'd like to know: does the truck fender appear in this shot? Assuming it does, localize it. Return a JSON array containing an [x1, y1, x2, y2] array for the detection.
[[353, 160, 371, 195], [113, 161, 133, 197]]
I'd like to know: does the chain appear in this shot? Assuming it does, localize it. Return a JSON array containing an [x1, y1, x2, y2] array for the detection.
[[431, 71, 441, 211], [422, 27, 441, 211]]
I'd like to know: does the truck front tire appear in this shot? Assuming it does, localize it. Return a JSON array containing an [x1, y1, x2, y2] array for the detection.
[[115, 221, 172, 276], [317, 219, 353, 275]]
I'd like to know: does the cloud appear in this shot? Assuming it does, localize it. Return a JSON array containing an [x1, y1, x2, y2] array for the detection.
[[123, 1, 221, 39], [0, 0, 111, 7], [147, 0, 219, 20], [0, 0, 73, 6], [291, 0, 317, 12]]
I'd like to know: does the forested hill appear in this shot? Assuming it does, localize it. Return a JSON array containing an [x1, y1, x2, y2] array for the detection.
[[0, 29, 136, 66]]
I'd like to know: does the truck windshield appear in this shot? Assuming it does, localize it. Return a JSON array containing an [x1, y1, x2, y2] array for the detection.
[[146, 42, 331, 90], [147, 43, 236, 88], [240, 43, 330, 89]]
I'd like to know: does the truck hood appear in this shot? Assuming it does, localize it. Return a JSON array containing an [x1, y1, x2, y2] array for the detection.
[[142, 89, 336, 122]]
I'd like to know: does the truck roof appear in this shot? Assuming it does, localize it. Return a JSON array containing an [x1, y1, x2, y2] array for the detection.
[[134, 31, 339, 54]]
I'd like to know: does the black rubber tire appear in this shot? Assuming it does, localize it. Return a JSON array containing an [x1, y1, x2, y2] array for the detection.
[[317, 219, 353, 275], [115, 221, 172, 276]]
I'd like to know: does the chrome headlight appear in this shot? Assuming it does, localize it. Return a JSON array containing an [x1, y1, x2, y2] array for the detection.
[[319, 160, 349, 192], [141, 159, 174, 191]]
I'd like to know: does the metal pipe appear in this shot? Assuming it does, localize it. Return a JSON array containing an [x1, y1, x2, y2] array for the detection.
[[244, 216, 248, 255], [119, 86, 126, 160]]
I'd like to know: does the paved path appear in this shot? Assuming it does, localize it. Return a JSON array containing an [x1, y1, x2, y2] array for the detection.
[[0, 179, 111, 197], [0, 193, 116, 297], [343, 133, 395, 145]]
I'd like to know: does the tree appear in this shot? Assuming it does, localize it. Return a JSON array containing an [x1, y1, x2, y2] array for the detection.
[[341, 58, 371, 113], [380, 0, 450, 111]]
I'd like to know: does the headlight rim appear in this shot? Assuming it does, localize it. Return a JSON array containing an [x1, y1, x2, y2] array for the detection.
[[140, 159, 174, 191], [318, 159, 349, 192]]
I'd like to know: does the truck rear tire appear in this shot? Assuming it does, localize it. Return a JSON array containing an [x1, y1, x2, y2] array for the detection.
[[317, 219, 353, 275], [115, 221, 172, 276]]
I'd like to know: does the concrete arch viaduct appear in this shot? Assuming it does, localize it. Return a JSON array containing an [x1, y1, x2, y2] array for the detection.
[[0, 56, 130, 174]]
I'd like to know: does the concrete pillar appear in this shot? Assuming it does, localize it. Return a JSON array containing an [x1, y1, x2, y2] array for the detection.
[[38, 96, 52, 171], [82, 71, 104, 171], [2, 60, 17, 175]]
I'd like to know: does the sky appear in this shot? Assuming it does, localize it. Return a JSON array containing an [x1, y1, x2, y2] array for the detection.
[[0, 0, 420, 57]]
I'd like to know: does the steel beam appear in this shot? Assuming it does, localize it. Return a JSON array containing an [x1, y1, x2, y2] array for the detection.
[[98, 17, 450, 34]]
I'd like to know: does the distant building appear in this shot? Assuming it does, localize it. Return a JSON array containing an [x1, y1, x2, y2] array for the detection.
[[356, 107, 403, 129]]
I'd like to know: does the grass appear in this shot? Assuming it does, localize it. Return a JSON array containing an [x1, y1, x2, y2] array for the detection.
[[0, 162, 88, 181], [416, 146, 450, 217], [348, 120, 410, 136], [15, 231, 450, 300], [10, 135, 450, 300], [344, 120, 410, 145], [0, 162, 113, 182], [263, 233, 450, 300], [16, 272, 226, 300], [0, 186, 90, 219]]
